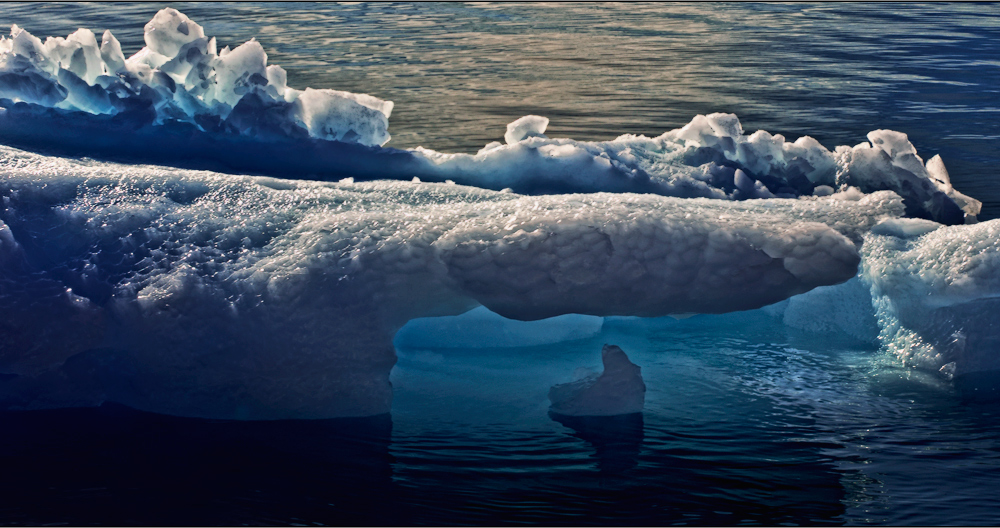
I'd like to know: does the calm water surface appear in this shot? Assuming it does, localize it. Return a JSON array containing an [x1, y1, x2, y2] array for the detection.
[[2, 3, 1000, 525]]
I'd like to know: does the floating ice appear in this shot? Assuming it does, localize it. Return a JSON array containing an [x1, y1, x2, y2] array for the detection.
[[0, 9, 993, 417], [0, 10, 981, 225], [549, 345, 645, 416], [0, 8, 392, 147], [0, 145, 903, 418], [861, 218, 1000, 379], [504, 115, 549, 144]]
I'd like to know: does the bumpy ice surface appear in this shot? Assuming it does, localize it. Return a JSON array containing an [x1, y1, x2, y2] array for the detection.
[[0, 145, 907, 418], [862, 218, 1000, 380]]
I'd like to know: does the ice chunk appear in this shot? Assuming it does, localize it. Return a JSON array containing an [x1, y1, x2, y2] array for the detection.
[[834, 131, 980, 224], [549, 345, 645, 416], [861, 218, 1000, 378], [143, 8, 206, 58], [0, 9, 393, 147], [0, 146, 898, 418], [504, 114, 549, 144], [294, 88, 392, 146]]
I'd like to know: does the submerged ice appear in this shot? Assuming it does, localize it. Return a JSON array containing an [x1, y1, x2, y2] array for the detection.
[[0, 8, 998, 419]]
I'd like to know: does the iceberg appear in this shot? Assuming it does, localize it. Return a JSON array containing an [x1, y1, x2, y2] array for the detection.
[[0, 145, 904, 418], [0, 10, 980, 225], [0, 8, 996, 419]]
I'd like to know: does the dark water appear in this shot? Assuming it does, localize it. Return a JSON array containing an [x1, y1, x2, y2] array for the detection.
[[3, 3, 1000, 525], [5, 312, 1000, 525]]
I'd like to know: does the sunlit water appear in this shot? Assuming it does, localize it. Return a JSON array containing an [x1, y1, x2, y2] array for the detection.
[[3, 3, 1000, 526]]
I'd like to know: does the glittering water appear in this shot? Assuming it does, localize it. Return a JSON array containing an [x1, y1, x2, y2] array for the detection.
[[3, 3, 1000, 525]]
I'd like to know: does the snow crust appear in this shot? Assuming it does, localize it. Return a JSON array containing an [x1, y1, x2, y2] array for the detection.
[[549, 345, 645, 416], [0, 145, 902, 418]]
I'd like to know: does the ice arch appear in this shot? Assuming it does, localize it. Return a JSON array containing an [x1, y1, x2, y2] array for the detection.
[[0, 146, 904, 419]]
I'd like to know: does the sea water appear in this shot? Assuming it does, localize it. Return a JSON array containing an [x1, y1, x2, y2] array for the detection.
[[2, 2, 1000, 525]]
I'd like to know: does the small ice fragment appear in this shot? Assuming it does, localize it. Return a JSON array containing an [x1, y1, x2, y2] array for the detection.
[[549, 344, 645, 416], [504, 115, 549, 144]]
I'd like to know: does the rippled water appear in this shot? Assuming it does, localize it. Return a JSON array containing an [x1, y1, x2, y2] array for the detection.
[[3, 3, 1000, 526], [5, 311, 1000, 525]]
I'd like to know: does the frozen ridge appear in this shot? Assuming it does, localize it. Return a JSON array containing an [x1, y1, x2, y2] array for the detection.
[[0, 146, 904, 418], [0, 9, 981, 224]]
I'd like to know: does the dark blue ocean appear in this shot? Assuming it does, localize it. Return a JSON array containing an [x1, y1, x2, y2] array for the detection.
[[2, 3, 1000, 525]]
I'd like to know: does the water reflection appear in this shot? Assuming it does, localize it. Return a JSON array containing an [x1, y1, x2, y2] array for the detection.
[[550, 412, 645, 474]]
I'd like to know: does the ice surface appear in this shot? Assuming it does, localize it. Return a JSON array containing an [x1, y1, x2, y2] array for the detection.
[[549, 344, 645, 416], [0, 10, 981, 224], [504, 115, 549, 144], [0, 145, 902, 418], [862, 218, 1000, 378]]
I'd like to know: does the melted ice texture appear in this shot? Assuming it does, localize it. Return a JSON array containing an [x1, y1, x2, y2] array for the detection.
[[0, 9, 998, 419]]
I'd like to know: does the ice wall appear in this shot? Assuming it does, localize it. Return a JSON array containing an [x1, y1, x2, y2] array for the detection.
[[0, 145, 903, 418], [0, 10, 981, 225], [861, 218, 1000, 379]]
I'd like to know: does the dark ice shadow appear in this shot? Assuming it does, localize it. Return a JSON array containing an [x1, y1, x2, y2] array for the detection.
[[549, 411, 645, 474]]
